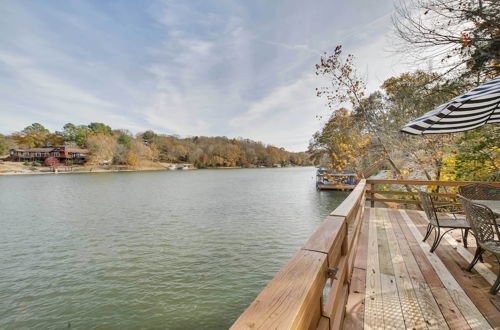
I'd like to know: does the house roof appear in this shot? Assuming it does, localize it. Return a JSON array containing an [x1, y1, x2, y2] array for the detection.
[[11, 146, 89, 153], [63, 148, 89, 153], [14, 148, 54, 152]]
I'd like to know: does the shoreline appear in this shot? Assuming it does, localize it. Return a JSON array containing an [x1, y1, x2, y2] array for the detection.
[[0, 161, 303, 176], [0, 161, 189, 176]]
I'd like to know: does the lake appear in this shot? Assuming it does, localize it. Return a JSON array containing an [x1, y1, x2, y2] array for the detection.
[[0, 167, 348, 329]]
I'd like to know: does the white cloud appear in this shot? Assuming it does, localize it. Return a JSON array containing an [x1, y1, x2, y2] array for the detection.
[[0, 0, 411, 151], [229, 74, 328, 151]]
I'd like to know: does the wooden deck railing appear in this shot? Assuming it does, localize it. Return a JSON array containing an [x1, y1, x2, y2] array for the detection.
[[231, 179, 367, 330], [366, 179, 500, 208]]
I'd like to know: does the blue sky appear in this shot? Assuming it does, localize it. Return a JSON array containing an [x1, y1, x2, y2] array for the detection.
[[0, 0, 407, 151]]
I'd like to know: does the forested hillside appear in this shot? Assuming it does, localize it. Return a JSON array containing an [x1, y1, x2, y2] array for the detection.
[[0, 123, 312, 168]]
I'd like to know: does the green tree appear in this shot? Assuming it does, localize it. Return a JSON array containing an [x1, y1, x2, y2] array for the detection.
[[141, 130, 157, 144], [23, 123, 50, 134], [369, 72, 465, 181], [63, 123, 90, 147], [13, 123, 52, 147], [0, 134, 16, 155], [88, 122, 113, 135], [445, 125, 499, 181], [117, 133, 133, 149]]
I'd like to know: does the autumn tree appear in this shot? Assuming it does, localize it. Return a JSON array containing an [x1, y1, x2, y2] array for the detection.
[[315, 45, 404, 177], [12, 123, 63, 147], [86, 134, 117, 170], [393, 0, 499, 80], [309, 108, 371, 171]]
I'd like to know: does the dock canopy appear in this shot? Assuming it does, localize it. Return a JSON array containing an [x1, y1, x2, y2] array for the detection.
[[400, 76, 500, 135]]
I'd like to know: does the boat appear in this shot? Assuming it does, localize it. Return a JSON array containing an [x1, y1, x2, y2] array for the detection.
[[316, 167, 357, 191], [168, 165, 178, 170]]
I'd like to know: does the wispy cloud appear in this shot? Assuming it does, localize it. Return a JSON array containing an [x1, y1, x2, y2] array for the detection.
[[0, 0, 407, 150]]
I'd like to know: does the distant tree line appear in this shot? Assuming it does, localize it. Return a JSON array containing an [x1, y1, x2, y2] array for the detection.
[[0, 123, 312, 168]]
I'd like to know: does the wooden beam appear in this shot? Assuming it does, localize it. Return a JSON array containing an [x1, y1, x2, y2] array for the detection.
[[303, 216, 345, 267], [330, 180, 366, 219], [367, 190, 457, 198], [230, 250, 327, 329], [366, 179, 500, 187], [366, 197, 460, 206]]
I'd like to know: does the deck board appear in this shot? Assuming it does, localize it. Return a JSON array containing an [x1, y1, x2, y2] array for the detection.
[[407, 211, 500, 327], [381, 208, 435, 329], [363, 208, 385, 329], [345, 207, 498, 330]]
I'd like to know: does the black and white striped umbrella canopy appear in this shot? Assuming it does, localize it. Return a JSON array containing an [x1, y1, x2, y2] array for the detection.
[[400, 76, 500, 135]]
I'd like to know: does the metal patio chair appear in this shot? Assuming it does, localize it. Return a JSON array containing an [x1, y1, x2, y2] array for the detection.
[[418, 190, 470, 253], [458, 195, 500, 295]]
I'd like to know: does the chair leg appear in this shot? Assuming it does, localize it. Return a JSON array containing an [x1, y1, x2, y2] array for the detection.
[[491, 273, 500, 295], [466, 247, 484, 272], [423, 223, 433, 242], [462, 229, 469, 248], [430, 228, 444, 253], [491, 256, 500, 295]]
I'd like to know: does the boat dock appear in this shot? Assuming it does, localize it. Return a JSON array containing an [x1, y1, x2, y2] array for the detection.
[[231, 179, 500, 329], [316, 167, 358, 191]]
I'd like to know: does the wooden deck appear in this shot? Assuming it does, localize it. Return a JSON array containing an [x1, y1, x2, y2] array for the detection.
[[345, 207, 500, 329], [231, 180, 500, 330]]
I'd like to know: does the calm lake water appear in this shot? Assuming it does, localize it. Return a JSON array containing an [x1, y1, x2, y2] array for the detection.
[[0, 167, 348, 329]]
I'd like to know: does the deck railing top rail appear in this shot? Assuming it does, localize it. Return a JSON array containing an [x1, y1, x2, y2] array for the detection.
[[231, 179, 367, 330], [366, 179, 500, 186], [366, 179, 499, 207]]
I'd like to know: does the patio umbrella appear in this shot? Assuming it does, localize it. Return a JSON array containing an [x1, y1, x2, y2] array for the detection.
[[400, 76, 500, 135]]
